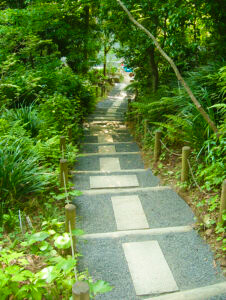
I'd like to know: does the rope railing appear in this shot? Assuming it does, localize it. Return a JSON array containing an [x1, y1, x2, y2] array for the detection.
[[187, 159, 207, 195], [69, 220, 78, 281], [60, 137, 90, 299], [136, 118, 209, 194], [160, 139, 181, 157]]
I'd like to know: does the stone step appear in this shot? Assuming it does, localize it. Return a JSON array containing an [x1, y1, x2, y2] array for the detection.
[[94, 108, 127, 112], [89, 112, 124, 117], [80, 226, 193, 239], [90, 174, 139, 189], [123, 241, 179, 295], [74, 188, 195, 234], [73, 170, 160, 190], [75, 153, 145, 171], [79, 151, 139, 157], [87, 117, 124, 121], [80, 186, 169, 195], [146, 282, 226, 300], [82, 141, 135, 145], [83, 134, 133, 143], [85, 120, 124, 125], [72, 168, 149, 174], [77, 230, 225, 299]]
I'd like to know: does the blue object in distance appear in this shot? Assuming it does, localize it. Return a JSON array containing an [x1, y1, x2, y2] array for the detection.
[[123, 67, 133, 72]]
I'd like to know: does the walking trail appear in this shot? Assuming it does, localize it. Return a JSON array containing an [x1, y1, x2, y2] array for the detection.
[[73, 76, 226, 300]]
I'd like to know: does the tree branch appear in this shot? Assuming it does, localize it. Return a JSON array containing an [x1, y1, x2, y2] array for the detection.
[[116, 0, 218, 133]]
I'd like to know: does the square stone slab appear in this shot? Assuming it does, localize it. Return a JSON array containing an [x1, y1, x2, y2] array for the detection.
[[98, 135, 113, 143], [90, 175, 139, 189], [100, 158, 121, 171], [111, 195, 149, 230], [123, 241, 178, 296], [98, 145, 116, 153]]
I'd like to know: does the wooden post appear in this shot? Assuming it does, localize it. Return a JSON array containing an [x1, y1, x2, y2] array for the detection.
[[101, 85, 105, 97], [60, 136, 66, 157], [72, 281, 90, 300], [218, 180, 226, 224], [144, 119, 148, 139], [181, 146, 191, 182], [65, 203, 76, 251], [60, 158, 68, 187], [127, 98, 131, 120], [68, 127, 72, 142], [128, 98, 131, 112], [154, 130, 161, 162], [95, 86, 98, 97]]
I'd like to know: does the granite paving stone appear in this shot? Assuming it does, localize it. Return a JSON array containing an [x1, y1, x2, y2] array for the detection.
[[111, 195, 149, 230], [90, 175, 139, 189]]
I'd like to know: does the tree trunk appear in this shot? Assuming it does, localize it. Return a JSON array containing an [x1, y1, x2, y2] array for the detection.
[[116, 0, 218, 134], [147, 46, 159, 93], [103, 45, 107, 77]]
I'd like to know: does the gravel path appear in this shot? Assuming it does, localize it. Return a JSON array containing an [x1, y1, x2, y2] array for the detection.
[[73, 76, 226, 299]]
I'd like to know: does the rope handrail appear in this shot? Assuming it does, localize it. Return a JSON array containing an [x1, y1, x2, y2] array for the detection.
[[159, 139, 181, 157], [146, 126, 207, 194], [146, 127, 181, 157], [61, 147, 78, 280], [69, 220, 78, 281], [187, 159, 207, 195]]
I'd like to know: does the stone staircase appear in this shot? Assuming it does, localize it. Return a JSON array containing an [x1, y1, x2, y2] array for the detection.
[[73, 80, 226, 299]]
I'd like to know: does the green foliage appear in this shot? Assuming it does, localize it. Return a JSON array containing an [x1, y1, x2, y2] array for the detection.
[[3, 104, 41, 137], [0, 138, 50, 211]]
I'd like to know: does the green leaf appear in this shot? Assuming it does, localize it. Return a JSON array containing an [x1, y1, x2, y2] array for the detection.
[[31, 231, 50, 242], [5, 265, 21, 274], [56, 257, 76, 274], [11, 273, 26, 282], [71, 229, 84, 236], [37, 266, 59, 283], [54, 233, 70, 249], [91, 280, 113, 295], [39, 241, 50, 251]]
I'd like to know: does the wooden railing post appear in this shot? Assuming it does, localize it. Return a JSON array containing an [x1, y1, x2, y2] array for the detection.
[[154, 130, 161, 162], [65, 203, 76, 251], [218, 180, 226, 224], [68, 127, 72, 142], [144, 119, 148, 139], [128, 98, 131, 112], [60, 136, 66, 157], [60, 158, 68, 187], [72, 281, 90, 300], [181, 146, 191, 182]]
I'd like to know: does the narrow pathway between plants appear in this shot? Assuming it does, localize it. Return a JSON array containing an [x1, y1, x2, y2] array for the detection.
[[73, 77, 226, 300]]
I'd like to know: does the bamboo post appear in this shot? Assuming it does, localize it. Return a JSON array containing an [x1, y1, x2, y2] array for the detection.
[[65, 203, 76, 251], [72, 281, 90, 300], [181, 146, 191, 182], [60, 158, 68, 187], [218, 180, 226, 224], [154, 130, 161, 162], [60, 136, 66, 157]]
